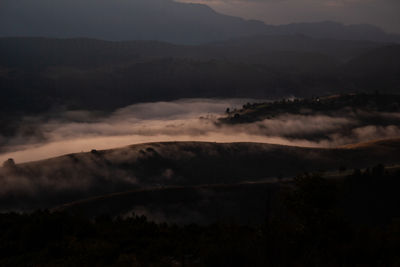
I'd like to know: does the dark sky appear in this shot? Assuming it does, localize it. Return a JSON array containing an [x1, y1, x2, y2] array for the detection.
[[178, 0, 400, 33]]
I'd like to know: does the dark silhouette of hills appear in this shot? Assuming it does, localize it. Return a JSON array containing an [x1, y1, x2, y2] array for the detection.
[[0, 35, 379, 69], [1, 139, 400, 211], [211, 34, 381, 62], [0, 0, 399, 44], [54, 164, 400, 226], [343, 45, 400, 93], [0, 37, 399, 117], [2, 167, 400, 266], [0, 0, 267, 44], [275, 21, 400, 43]]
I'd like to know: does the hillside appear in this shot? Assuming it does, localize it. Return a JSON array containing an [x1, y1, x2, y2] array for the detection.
[[1, 37, 397, 122], [53, 161, 400, 224], [343, 45, 400, 93], [54, 182, 281, 225], [221, 93, 400, 123], [1, 139, 400, 211], [0, 35, 381, 69], [2, 165, 400, 266]]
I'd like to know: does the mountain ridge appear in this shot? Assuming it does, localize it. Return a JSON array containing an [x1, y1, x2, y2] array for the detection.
[[1, 0, 399, 44]]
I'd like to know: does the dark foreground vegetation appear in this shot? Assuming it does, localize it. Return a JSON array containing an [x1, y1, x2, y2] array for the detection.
[[1, 165, 400, 266]]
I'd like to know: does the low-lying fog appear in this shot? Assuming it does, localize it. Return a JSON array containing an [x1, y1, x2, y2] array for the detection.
[[1, 98, 400, 164]]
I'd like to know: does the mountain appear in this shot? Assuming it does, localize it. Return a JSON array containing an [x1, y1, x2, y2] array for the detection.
[[211, 34, 381, 62], [0, 35, 380, 69], [1, 0, 399, 44], [0, 36, 394, 118], [0, 0, 267, 44]]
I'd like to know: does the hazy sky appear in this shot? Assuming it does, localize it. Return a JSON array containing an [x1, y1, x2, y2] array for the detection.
[[177, 0, 400, 33]]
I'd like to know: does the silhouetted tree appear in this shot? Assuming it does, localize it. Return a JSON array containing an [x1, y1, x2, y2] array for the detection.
[[2, 158, 15, 168]]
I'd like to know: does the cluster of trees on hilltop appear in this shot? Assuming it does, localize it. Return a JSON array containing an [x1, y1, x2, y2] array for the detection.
[[223, 93, 400, 124]]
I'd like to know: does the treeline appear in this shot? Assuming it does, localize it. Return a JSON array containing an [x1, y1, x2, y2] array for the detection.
[[1, 165, 400, 266], [222, 93, 400, 124]]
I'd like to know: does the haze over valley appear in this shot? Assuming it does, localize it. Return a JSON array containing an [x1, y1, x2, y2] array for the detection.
[[2, 95, 400, 164]]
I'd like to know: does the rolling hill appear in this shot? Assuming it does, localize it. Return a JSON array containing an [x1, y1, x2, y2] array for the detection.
[[1, 139, 400, 212]]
